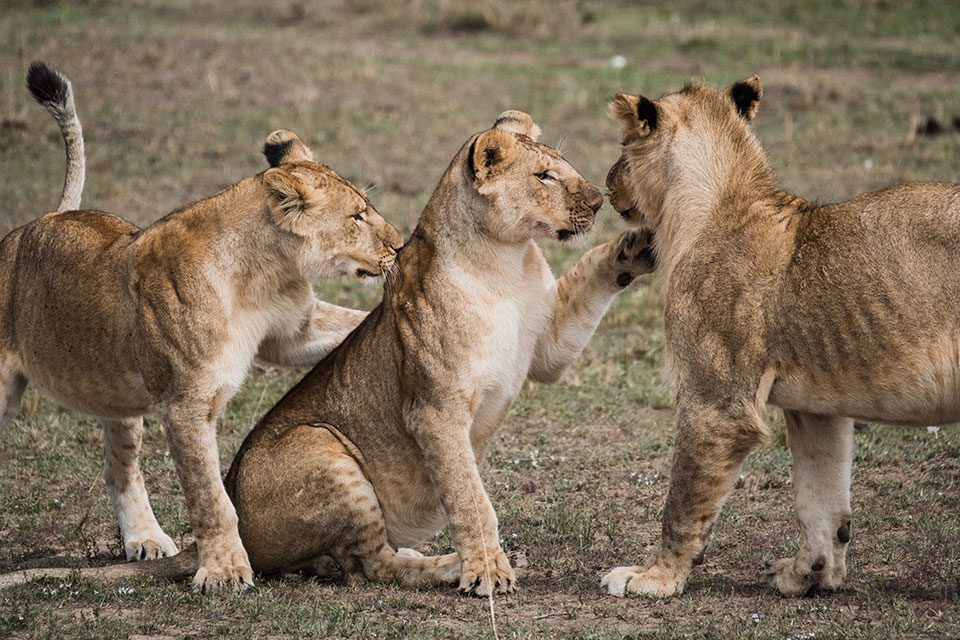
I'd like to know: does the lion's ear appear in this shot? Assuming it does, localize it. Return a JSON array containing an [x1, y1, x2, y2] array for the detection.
[[263, 168, 318, 235], [729, 74, 762, 120], [263, 129, 314, 167], [609, 93, 658, 138], [493, 110, 541, 141], [469, 129, 517, 181]]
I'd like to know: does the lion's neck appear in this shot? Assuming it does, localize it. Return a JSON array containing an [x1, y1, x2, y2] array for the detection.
[[139, 179, 298, 306], [406, 172, 531, 284], [654, 128, 776, 285]]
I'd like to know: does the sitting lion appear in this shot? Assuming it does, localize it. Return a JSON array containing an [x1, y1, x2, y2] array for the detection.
[[601, 74, 960, 597], [0, 111, 655, 596], [0, 62, 402, 594]]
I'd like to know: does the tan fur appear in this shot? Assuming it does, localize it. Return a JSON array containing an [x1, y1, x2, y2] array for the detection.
[[0, 70, 403, 594], [2, 113, 655, 596], [601, 75, 960, 597]]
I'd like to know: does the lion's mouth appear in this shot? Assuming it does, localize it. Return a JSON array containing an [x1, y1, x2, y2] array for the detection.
[[557, 213, 595, 241], [356, 268, 380, 278], [618, 206, 640, 221]]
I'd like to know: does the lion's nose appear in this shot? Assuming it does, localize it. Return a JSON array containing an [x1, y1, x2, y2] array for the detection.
[[383, 224, 404, 252]]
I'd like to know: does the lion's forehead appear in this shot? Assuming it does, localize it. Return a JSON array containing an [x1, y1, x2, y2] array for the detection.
[[329, 182, 367, 206], [295, 165, 367, 203], [515, 138, 564, 164], [663, 85, 732, 123]]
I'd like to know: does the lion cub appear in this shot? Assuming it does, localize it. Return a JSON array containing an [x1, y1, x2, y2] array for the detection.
[[602, 75, 960, 598], [0, 62, 402, 594]]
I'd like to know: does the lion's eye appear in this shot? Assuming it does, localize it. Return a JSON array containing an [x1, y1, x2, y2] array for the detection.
[[535, 170, 558, 182], [352, 210, 366, 221]]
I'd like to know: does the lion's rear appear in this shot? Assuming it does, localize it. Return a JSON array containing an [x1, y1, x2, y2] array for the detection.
[[8, 211, 149, 416], [769, 182, 960, 424], [0, 226, 27, 350]]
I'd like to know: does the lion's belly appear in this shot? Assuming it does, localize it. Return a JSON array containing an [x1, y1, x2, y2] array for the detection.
[[769, 332, 960, 425], [21, 322, 153, 414], [383, 497, 447, 550], [377, 459, 447, 549], [24, 368, 151, 419]]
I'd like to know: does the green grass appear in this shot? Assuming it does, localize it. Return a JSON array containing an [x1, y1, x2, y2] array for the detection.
[[2, 1, 960, 638]]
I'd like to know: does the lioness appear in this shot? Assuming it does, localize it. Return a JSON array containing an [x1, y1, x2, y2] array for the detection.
[[0, 62, 402, 594], [0, 111, 655, 596], [600, 75, 960, 598]]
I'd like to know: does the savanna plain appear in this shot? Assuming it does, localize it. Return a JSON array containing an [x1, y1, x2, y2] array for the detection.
[[1, 1, 959, 638]]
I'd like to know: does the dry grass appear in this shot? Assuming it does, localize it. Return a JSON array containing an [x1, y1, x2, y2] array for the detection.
[[1, 1, 959, 638]]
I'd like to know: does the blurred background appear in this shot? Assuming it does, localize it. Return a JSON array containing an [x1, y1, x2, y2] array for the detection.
[[1, 2, 959, 638]]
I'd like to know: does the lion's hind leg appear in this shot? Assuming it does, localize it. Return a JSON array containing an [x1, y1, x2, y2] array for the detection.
[[0, 353, 26, 432], [263, 425, 460, 590], [766, 412, 853, 596], [391, 547, 461, 587], [321, 464, 460, 588], [102, 416, 179, 561], [331, 543, 460, 589]]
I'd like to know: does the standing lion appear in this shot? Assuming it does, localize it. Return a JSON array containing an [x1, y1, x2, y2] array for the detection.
[[602, 74, 960, 597], [0, 63, 402, 594]]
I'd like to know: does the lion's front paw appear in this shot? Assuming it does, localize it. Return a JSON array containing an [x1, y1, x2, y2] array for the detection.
[[611, 228, 656, 287], [457, 549, 516, 597], [124, 529, 179, 562], [192, 543, 254, 595], [601, 564, 683, 598], [765, 557, 821, 596]]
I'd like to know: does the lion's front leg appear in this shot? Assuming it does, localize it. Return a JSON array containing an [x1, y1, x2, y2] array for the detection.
[[766, 412, 853, 595], [408, 404, 515, 597], [257, 299, 368, 369], [602, 401, 767, 597], [528, 229, 654, 383], [161, 402, 252, 594]]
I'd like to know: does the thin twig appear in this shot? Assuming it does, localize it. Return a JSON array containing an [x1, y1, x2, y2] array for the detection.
[[470, 490, 499, 640]]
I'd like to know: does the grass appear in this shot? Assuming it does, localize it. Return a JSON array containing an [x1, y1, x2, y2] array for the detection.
[[1, 1, 959, 637]]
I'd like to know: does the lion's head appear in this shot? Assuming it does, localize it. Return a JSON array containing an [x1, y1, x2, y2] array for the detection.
[[605, 75, 764, 232], [259, 129, 404, 280], [464, 111, 603, 244]]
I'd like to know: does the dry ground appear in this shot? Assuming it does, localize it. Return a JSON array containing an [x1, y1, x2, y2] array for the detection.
[[1, 1, 959, 638]]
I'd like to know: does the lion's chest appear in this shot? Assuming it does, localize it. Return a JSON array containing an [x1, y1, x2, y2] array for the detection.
[[468, 279, 552, 450]]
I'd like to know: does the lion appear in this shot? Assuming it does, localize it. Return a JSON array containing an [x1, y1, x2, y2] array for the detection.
[[600, 74, 960, 598], [0, 62, 403, 594], [0, 110, 655, 596]]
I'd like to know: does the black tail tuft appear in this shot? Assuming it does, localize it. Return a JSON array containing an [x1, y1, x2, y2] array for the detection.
[[26, 61, 70, 107]]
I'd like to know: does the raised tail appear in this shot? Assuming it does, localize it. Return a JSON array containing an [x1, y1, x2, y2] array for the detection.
[[0, 546, 197, 590], [26, 61, 85, 212]]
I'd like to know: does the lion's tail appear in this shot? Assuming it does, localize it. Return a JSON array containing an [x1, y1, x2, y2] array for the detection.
[[26, 61, 86, 212], [0, 546, 197, 590]]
